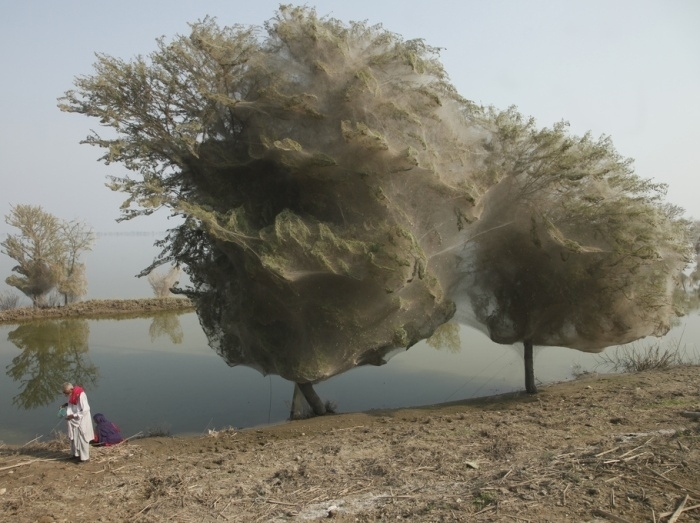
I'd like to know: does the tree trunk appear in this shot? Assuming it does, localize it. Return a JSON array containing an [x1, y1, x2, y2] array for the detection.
[[524, 339, 537, 394], [297, 382, 327, 416], [289, 384, 315, 420]]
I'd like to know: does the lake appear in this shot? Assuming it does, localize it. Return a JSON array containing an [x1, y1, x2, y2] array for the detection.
[[1, 233, 698, 445], [2, 308, 698, 445]]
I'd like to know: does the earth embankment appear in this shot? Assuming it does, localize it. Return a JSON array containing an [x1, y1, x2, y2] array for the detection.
[[0, 298, 195, 324], [1, 366, 698, 522]]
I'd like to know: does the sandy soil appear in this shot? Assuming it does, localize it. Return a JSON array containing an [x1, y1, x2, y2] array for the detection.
[[1, 366, 699, 522], [0, 298, 195, 324]]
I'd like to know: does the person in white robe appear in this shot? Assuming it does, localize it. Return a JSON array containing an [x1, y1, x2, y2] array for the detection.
[[62, 382, 95, 463]]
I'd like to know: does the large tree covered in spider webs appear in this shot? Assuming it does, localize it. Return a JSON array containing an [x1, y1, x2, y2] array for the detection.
[[61, 6, 692, 406], [60, 7, 489, 411]]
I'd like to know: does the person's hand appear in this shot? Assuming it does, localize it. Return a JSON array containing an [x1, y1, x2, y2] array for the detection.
[[61, 403, 68, 408], [66, 414, 74, 420]]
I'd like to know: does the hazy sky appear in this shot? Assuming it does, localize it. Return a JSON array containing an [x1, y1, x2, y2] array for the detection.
[[1, 1, 699, 295]]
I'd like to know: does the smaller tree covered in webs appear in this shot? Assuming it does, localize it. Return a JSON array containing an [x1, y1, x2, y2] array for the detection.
[[2, 205, 95, 307]]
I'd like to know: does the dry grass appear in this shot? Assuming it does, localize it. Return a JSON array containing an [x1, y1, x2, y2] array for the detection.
[[597, 337, 700, 373], [1, 366, 698, 522], [0, 291, 20, 311], [142, 423, 172, 438]]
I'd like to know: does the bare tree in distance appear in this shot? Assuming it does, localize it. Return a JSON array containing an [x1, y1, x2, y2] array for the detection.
[[57, 220, 95, 305], [689, 220, 700, 288], [147, 265, 181, 298], [0, 290, 21, 310], [675, 220, 700, 317], [56, 262, 88, 305]]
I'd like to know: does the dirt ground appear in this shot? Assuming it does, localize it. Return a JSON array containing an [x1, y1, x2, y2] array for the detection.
[[1, 365, 699, 522]]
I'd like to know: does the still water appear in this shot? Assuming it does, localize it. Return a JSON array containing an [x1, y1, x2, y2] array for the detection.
[[2, 308, 697, 445]]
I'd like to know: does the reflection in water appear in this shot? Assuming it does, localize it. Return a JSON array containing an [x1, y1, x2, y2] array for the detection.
[[426, 323, 462, 354], [148, 311, 184, 344], [3, 311, 693, 445], [6, 319, 99, 409]]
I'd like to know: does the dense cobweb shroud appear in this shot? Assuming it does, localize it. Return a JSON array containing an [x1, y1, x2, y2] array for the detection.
[[60, 6, 693, 384]]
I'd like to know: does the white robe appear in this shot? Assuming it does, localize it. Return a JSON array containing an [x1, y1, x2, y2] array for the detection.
[[67, 391, 95, 459]]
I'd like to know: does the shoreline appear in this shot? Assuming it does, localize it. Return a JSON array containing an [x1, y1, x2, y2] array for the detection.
[[1, 300, 699, 519], [1, 365, 698, 521], [0, 297, 195, 324]]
